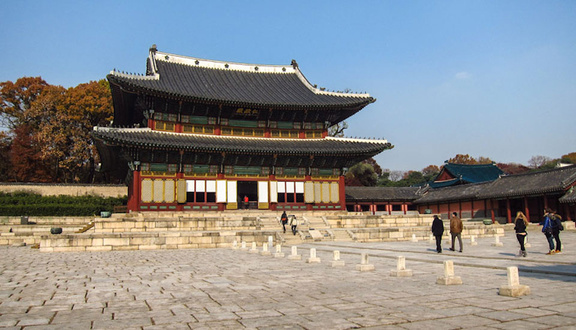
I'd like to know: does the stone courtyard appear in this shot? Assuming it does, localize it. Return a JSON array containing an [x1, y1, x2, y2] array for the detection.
[[1, 231, 575, 329]]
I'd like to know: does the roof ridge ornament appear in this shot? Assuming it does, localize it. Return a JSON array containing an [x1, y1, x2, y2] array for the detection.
[[291, 59, 298, 69]]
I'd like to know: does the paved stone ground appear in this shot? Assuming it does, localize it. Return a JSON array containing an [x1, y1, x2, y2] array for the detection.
[[1, 231, 575, 329]]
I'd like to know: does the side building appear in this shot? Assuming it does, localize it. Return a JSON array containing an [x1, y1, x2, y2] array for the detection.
[[345, 165, 576, 223], [93, 45, 392, 212]]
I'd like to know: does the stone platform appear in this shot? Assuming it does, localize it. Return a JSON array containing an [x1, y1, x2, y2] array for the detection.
[[3, 211, 520, 252], [0, 231, 575, 328]]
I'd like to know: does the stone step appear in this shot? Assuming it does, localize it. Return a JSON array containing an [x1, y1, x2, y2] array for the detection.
[[2, 210, 511, 251]]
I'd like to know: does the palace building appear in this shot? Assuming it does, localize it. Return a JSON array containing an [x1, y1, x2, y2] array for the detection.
[[93, 45, 392, 212]]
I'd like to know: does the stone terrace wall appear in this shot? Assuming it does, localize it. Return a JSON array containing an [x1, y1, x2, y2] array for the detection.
[[0, 183, 127, 197]]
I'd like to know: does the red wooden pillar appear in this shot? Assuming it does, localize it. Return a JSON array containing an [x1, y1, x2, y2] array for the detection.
[[386, 204, 392, 215], [506, 198, 512, 223], [127, 170, 141, 212], [524, 196, 530, 222], [338, 176, 346, 210], [490, 199, 495, 223]]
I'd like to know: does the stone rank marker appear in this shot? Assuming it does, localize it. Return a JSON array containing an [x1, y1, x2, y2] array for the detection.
[[240, 241, 248, 251], [499, 266, 530, 297], [331, 250, 346, 267], [273, 244, 285, 258], [249, 242, 258, 253], [470, 236, 478, 246], [232, 240, 239, 249], [260, 242, 271, 256], [355, 253, 375, 272], [436, 260, 462, 285], [491, 235, 504, 247], [287, 246, 302, 260], [306, 248, 321, 263], [390, 256, 413, 277]]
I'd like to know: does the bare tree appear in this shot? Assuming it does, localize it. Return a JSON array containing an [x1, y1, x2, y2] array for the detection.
[[389, 170, 404, 182], [528, 155, 551, 169], [328, 121, 348, 137]]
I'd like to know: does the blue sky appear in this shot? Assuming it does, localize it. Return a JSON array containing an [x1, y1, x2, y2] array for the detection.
[[1, 0, 575, 172]]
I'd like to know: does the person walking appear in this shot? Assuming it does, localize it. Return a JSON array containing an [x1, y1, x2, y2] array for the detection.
[[542, 208, 557, 255], [551, 210, 564, 254], [514, 211, 529, 257], [280, 211, 288, 233], [289, 215, 298, 235], [431, 215, 444, 253], [449, 212, 463, 252]]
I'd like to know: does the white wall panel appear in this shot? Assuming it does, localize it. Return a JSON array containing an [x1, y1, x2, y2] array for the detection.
[[304, 181, 314, 203], [164, 180, 175, 202], [216, 180, 227, 202], [258, 181, 268, 203], [269, 181, 278, 203], [206, 180, 216, 193], [277, 181, 285, 193], [153, 180, 164, 202], [330, 182, 339, 203], [286, 181, 295, 193], [321, 182, 330, 203], [314, 182, 322, 203], [227, 181, 237, 203], [141, 179, 153, 203], [196, 180, 205, 192], [295, 181, 304, 193], [186, 180, 195, 192]]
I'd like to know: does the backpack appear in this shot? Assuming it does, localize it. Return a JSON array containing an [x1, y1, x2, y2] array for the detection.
[[542, 216, 552, 234], [556, 217, 564, 231]]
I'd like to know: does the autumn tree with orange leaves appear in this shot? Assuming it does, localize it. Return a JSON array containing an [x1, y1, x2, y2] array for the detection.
[[0, 77, 112, 183], [447, 154, 493, 165]]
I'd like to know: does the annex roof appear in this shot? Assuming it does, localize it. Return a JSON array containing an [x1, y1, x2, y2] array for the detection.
[[429, 163, 504, 188], [92, 127, 392, 158], [356, 166, 576, 205], [414, 181, 492, 204], [345, 186, 420, 202], [107, 45, 375, 111], [476, 165, 576, 199], [559, 187, 576, 204]]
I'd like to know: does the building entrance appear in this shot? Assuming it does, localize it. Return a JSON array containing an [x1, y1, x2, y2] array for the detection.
[[237, 181, 258, 209]]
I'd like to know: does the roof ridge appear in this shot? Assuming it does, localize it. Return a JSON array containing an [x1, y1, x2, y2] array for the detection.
[[152, 46, 372, 99], [156, 51, 295, 74]]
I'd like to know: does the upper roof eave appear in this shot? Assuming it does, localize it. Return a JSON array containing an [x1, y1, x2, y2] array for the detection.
[[107, 74, 374, 111], [107, 46, 376, 111]]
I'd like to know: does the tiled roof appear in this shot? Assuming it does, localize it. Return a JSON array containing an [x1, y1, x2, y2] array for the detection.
[[429, 163, 504, 188], [477, 165, 576, 199], [92, 127, 392, 157], [345, 186, 420, 202], [559, 188, 576, 204], [344, 166, 576, 205], [414, 181, 492, 204], [107, 47, 375, 111]]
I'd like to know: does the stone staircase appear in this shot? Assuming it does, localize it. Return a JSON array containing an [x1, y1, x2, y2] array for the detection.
[[0, 210, 513, 252], [0, 216, 90, 246]]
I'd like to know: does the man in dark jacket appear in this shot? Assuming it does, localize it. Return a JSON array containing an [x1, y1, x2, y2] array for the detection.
[[431, 215, 444, 253]]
